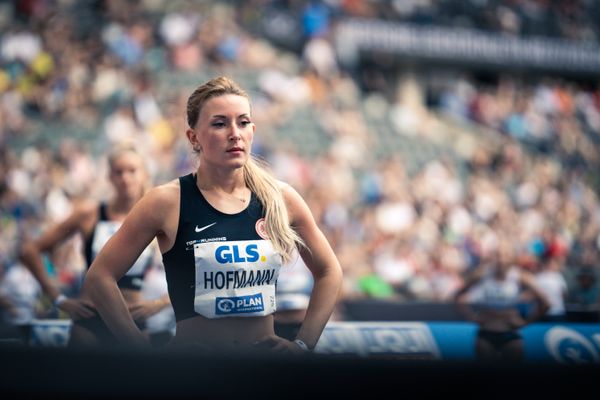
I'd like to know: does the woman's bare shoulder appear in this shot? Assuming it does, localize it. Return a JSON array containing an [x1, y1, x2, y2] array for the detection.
[[143, 179, 181, 208], [276, 180, 313, 225], [277, 180, 300, 199]]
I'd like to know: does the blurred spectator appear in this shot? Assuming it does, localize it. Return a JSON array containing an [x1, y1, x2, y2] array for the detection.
[[568, 267, 600, 309], [535, 256, 569, 322], [0, 261, 41, 344]]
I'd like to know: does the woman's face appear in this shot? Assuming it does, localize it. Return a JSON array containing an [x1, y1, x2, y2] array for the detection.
[[189, 94, 255, 170], [109, 151, 147, 200]]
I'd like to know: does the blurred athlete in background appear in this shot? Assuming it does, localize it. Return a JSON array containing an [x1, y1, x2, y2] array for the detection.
[[20, 144, 173, 348], [454, 240, 550, 362]]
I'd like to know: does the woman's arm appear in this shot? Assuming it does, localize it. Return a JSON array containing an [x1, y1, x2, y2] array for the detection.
[[83, 185, 176, 347], [520, 271, 551, 324], [281, 183, 343, 350], [453, 268, 484, 323], [19, 201, 96, 318]]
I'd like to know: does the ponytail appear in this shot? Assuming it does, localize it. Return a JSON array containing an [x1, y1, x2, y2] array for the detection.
[[243, 156, 304, 263]]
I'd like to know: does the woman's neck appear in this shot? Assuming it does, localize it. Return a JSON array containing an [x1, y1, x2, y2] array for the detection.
[[196, 167, 249, 205], [196, 166, 245, 192]]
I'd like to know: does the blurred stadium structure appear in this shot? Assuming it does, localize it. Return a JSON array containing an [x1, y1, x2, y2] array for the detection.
[[1, 0, 600, 372]]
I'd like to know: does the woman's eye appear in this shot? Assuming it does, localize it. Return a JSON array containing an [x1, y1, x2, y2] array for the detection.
[[240, 120, 251, 127], [212, 122, 225, 128]]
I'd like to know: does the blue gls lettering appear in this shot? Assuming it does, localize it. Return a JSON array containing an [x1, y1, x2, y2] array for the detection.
[[232, 246, 244, 262], [215, 244, 260, 264], [215, 246, 233, 263], [245, 244, 259, 262]]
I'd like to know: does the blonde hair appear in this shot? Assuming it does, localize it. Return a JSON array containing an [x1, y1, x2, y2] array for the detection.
[[106, 143, 151, 197], [187, 76, 304, 262]]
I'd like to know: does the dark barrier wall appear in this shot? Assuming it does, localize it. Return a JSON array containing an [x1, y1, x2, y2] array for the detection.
[[340, 299, 466, 321], [1, 345, 599, 399], [3, 317, 600, 399]]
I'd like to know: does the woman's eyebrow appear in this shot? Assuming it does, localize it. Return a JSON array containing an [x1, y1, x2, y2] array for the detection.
[[210, 113, 250, 119]]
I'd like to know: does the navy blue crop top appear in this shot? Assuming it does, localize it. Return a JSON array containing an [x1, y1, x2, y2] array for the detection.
[[161, 173, 283, 322]]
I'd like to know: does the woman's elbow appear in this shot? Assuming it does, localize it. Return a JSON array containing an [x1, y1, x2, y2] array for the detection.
[[82, 267, 98, 293], [82, 263, 112, 298], [324, 262, 343, 288], [18, 241, 37, 263]]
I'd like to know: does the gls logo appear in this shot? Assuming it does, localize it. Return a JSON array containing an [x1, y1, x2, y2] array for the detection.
[[215, 244, 263, 263]]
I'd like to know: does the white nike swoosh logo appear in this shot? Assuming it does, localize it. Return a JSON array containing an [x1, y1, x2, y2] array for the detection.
[[195, 222, 216, 233]]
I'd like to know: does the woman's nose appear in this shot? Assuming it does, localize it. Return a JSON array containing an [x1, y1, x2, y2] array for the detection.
[[229, 126, 241, 141]]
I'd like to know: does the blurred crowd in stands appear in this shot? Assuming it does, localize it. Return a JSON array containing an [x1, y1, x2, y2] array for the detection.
[[1, 0, 600, 330]]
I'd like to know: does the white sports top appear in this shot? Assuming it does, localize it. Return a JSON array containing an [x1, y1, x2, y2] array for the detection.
[[469, 267, 522, 309]]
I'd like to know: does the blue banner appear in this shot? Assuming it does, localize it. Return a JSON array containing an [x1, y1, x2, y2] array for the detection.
[[30, 319, 72, 347], [521, 323, 600, 364], [318, 321, 600, 364], [315, 321, 442, 359], [29, 318, 600, 364]]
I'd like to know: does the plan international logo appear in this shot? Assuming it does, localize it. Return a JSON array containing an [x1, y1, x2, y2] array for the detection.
[[215, 293, 264, 315]]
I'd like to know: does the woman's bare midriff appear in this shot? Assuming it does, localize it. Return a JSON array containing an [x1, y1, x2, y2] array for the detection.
[[273, 309, 306, 324], [477, 308, 525, 332], [168, 314, 275, 350]]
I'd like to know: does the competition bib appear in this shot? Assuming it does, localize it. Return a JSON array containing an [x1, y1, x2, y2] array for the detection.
[[193, 240, 283, 319], [92, 221, 154, 276]]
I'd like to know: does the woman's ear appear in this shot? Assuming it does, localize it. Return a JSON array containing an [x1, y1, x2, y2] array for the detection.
[[249, 122, 256, 142], [186, 128, 201, 152]]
